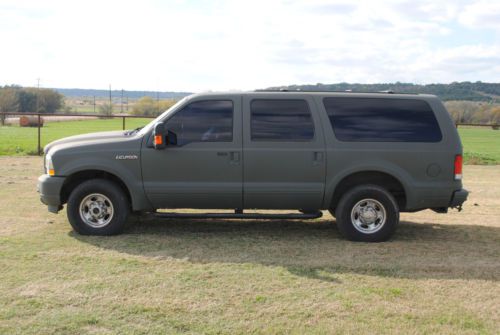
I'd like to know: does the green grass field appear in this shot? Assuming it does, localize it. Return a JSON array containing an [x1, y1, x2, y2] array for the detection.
[[0, 118, 151, 155], [0, 121, 498, 164], [458, 127, 500, 164]]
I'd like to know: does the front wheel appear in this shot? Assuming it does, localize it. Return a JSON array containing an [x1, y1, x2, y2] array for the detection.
[[333, 185, 399, 242], [67, 179, 130, 235]]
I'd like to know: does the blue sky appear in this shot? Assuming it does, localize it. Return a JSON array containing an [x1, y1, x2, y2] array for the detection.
[[0, 0, 499, 92]]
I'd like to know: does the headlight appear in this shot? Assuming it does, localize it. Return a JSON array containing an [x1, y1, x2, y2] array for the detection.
[[45, 154, 55, 176]]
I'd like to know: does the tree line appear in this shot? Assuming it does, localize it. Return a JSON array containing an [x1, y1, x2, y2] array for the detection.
[[266, 81, 500, 102], [0, 85, 64, 124], [2, 83, 499, 125], [444, 101, 500, 125]]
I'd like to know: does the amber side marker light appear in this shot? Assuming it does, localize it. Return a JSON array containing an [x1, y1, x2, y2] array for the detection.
[[454, 154, 463, 180], [48, 169, 55, 176], [154, 135, 163, 145]]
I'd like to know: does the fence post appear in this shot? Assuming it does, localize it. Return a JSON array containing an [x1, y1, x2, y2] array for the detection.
[[122, 116, 125, 130], [37, 114, 41, 155]]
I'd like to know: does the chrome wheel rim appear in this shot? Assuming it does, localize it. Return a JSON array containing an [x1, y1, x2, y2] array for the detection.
[[79, 193, 114, 228], [350, 198, 386, 234]]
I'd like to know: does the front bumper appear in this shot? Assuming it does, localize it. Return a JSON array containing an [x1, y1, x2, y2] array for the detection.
[[449, 188, 469, 208], [37, 174, 65, 213]]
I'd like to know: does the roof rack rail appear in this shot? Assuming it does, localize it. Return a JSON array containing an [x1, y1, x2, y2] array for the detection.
[[256, 89, 407, 94], [278, 88, 302, 92]]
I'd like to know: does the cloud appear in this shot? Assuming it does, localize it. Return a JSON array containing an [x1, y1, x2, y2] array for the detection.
[[0, 0, 498, 91], [459, 0, 500, 30]]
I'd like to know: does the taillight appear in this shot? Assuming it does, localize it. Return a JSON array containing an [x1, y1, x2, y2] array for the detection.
[[454, 154, 462, 180]]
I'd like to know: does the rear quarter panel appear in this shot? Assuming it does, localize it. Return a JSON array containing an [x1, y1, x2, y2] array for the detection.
[[314, 94, 463, 211]]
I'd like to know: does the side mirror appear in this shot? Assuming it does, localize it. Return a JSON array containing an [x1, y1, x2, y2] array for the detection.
[[153, 122, 166, 149]]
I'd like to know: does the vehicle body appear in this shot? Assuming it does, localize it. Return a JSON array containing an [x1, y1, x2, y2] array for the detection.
[[38, 91, 468, 241]]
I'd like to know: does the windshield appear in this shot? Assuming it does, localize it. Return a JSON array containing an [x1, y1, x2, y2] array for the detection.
[[137, 97, 189, 136]]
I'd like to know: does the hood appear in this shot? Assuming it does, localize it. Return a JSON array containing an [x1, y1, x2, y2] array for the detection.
[[44, 130, 127, 154]]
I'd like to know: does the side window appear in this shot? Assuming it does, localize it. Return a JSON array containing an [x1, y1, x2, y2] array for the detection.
[[251, 99, 314, 141], [323, 97, 442, 142], [166, 100, 233, 145]]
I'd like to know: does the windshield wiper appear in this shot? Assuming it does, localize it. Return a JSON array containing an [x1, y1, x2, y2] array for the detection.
[[125, 127, 144, 135]]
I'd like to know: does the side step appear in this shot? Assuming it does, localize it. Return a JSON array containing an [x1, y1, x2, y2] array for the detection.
[[154, 210, 323, 220]]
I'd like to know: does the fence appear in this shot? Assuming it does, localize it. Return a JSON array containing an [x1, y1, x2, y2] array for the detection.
[[0, 112, 498, 156], [0, 112, 156, 155]]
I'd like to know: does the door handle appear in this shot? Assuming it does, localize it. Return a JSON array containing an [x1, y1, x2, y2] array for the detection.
[[313, 151, 324, 165], [230, 151, 240, 162]]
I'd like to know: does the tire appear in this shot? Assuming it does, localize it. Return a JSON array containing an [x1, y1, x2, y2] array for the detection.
[[334, 184, 399, 242], [67, 179, 130, 235]]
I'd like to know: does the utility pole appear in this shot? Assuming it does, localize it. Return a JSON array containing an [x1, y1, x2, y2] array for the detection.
[[126, 96, 128, 112], [109, 84, 112, 113], [93, 96, 96, 113], [121, 89, 124, 113], [157, 90, 160, 114], [35, 78, 40, 112]]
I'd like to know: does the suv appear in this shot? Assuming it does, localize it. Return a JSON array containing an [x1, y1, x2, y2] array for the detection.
[[38, 92, 468, 242]]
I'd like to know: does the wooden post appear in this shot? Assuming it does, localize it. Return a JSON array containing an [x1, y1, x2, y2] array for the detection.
[[36, 78, 41, 155], [122, 116, 125, 130], [37, 114, 41, 155]]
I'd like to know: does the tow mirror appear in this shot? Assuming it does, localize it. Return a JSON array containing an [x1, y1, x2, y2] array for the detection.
[[153, 122, 166, 149]]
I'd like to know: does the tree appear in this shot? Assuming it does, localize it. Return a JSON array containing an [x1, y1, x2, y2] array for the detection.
[[0, 88, 19, 125], [444, 101, 480, 123], [98, 103, 113, 118], [21, 88, 63, 114], [17, 89, 37, 113], [490, 107, 500, 124], [39, 88, 63, 113], [132, 97, 176, 116], [132, 96, 157, 116]]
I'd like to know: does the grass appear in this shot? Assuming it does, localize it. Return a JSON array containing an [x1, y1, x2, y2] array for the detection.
[[0, 118, 151, 155], [0, 157, 499, 334], [0, 121, 499, 163], [458, 127, 500, 164]]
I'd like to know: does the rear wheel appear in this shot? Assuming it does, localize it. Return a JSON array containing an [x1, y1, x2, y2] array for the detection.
[[333, 184, 399, 242], [67, 179, 129, 235]]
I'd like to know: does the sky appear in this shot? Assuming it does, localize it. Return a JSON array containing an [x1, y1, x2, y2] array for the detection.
[[0, 0, 499, 92]]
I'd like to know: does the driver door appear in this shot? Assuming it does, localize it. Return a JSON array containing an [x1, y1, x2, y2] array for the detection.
[[141, 97, 243, 209]]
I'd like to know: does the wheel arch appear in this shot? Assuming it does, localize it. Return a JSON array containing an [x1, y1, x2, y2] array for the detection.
[[326, 169, 409, 212], [60, 170, 132, 206]]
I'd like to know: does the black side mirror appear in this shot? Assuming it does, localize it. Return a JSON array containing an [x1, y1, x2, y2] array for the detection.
[[167, 130, 178, 146], [153, 122, 166, 149]]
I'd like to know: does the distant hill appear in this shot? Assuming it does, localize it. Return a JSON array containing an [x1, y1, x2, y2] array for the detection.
[[54, 82, 500, 102], [54, 88, 191, 100], [264, 81, 500, 102]]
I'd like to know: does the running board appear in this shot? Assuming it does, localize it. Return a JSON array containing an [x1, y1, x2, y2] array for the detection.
[[154, 211, 323, 220]]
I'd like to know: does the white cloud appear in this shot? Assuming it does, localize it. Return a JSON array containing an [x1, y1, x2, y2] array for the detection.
[[459, 0, 500, 30], [0, 0, 498, 91]]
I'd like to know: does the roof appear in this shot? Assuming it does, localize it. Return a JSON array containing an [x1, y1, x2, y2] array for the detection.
[[186, 90, 437, 100]]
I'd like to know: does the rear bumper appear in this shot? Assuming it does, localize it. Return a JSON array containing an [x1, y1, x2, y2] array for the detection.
[[449, 188, 468, 208], [37, 174, 65, 213]]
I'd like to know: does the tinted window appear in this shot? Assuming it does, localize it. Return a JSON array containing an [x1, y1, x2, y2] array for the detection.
[[251, 99, 314, 141], [323, 98, 442, 142], [166, 100, 233, 145]]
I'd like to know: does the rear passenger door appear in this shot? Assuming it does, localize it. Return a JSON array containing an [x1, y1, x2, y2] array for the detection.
[[242, 95, 326, 209]]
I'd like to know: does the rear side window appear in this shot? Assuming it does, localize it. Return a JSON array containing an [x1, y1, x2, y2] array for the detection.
[[166, 100, 233, 145], [251, 99, 314, 141], [323, 98, 442, 142]]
